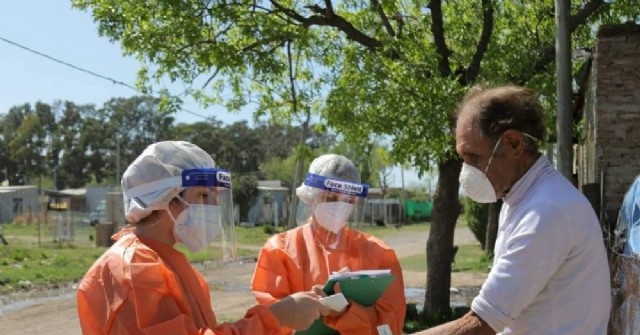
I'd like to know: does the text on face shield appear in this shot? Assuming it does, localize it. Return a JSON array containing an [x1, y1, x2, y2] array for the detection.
[[217, 171, 231, 184], [324, 179, 363, 194]]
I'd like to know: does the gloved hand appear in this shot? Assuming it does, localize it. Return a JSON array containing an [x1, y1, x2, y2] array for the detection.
[[269, 291, 330, 330], [311, 284, 348, 318]]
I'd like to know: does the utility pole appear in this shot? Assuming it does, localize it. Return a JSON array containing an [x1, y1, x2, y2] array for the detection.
[[116, 135, 121, 186], [555, 0, 573, 181], [400, 164, 406, 223]]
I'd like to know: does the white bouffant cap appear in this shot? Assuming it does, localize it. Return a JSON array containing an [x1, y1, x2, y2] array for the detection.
[[296, 154, 360, 204], [121, 141, 215, 223]]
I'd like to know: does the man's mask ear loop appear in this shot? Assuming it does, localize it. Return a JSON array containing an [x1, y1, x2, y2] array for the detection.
[[484, 136, 503, 174]]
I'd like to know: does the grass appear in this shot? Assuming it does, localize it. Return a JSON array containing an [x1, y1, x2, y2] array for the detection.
[[234, 225, 282, 246], [359, 221, 431, 238], [0, 242, 107, 294], [399, 244, 491, 273], [0, 223, 269, 295]]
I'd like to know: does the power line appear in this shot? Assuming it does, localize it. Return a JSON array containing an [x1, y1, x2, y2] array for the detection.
[[0, 34, 208, 119], [0, 35, 138, 92]]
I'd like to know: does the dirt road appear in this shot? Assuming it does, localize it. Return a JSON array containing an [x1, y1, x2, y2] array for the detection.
[[0, 227, 485, 334]]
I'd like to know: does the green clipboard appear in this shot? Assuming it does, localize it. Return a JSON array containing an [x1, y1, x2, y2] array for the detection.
[[294, 318, 339, 335], [295, 274, 396, 335], [323, 274, 396, 307]]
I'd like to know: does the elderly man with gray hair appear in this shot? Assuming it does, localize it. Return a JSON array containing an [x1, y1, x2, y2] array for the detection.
[[414, 86, 610, 335]]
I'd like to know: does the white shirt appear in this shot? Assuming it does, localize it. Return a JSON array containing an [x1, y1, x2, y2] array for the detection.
[[471, 156, 611, 335]]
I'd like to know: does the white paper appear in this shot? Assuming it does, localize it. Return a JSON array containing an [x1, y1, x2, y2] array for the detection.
[[377, 324, 392, 335], [320, 293, 349, 311]]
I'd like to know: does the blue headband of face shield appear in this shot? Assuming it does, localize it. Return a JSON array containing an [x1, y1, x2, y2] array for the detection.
[[303, 173, 369, 197], [181, 168, 232, 189]]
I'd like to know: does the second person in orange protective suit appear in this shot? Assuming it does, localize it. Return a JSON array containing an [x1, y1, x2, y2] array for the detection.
[[251, 154, 406, 335]]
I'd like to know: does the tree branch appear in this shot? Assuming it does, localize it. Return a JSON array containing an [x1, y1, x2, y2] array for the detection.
[[240, 35, 291, 53], [324, 0, 335, 18], [513, 0, 608, 85], [371, 0, 396, 37], [201, 68, 221, 89], [286, 40, 299, 111], [429, 0, 452, 76], [303, 15, 383, 51], [271, 0, 382, 52], [460, 0, 494, 85], [269, 0, 306, 22], [395, 14, 405, 38], [569, 0, 606, 32]]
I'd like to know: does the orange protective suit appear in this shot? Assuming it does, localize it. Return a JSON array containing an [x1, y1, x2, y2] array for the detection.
[[251, 224, 406, 335], [77, 230, 281, 335]]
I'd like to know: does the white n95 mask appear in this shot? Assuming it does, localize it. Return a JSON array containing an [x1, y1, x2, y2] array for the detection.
[[459, 135, 502, 203], [459, 163, 498, 203], [172, 204, 222, 253], [313, 202, 354, 233]]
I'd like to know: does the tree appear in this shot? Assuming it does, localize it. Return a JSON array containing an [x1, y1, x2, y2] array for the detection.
[[1, 104, 31, 184], [102, 96, 175, 184], [54, 101, 92, 188], [73, 0, 640, 320]]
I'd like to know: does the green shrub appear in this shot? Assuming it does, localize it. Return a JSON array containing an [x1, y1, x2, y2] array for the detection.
[[464, 198, 488, 250]]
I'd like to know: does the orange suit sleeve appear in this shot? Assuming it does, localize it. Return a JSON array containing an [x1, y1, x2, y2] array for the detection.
[[250, 240, 297, 335], [324, 249, 406, 335], [209, 305, 281, 335], [251, 240, 293, 305]]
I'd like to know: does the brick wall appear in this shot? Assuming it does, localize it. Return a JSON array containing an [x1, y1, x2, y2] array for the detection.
[[581, 23, 640, 214]]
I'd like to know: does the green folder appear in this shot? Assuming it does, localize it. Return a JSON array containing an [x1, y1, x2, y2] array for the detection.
[[295, 273, 396, 335]]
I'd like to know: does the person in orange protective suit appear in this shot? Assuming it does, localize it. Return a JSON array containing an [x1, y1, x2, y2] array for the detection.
[[251, 154, 406, 335], [77, 141, 328, 335]]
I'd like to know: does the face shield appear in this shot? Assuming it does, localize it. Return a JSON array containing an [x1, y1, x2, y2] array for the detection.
[[170, 168, 236, 261], [297, 173, 369, 248]]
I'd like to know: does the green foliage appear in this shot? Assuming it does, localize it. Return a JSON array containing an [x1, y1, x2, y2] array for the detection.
[[260, 154, 307, 185], [0, 97, 174, 188], [0, 97, 337, 191], [464, 198, 489, 250], [70, 0, 640, 177]]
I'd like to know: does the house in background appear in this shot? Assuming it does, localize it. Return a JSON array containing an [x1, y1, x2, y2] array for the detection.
[[0, 185, 39, 223], [576, 23, 640, 231], [246, 180, 290, 226]]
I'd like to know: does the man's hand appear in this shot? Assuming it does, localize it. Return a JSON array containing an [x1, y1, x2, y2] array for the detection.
[[269, 291, 330, 330], [410, 312, 495, 335]]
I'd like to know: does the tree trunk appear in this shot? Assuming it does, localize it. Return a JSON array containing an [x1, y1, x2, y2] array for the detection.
[[424, 157, 462, 320], [287, 121, 308, 229], [485, 200, 502, 258]]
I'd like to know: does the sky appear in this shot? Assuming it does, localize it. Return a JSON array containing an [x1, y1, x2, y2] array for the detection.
[[0, 1, 429, 189], [0, 1, 253, 125]]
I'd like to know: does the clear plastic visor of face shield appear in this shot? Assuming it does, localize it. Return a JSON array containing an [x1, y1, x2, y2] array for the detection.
[[175, 168, 237, 263], [297, 173, 369, 248]]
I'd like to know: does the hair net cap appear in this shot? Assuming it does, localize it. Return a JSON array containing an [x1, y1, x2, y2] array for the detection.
[[296, 154, 360, 204], [122, 141, 216, 223]]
